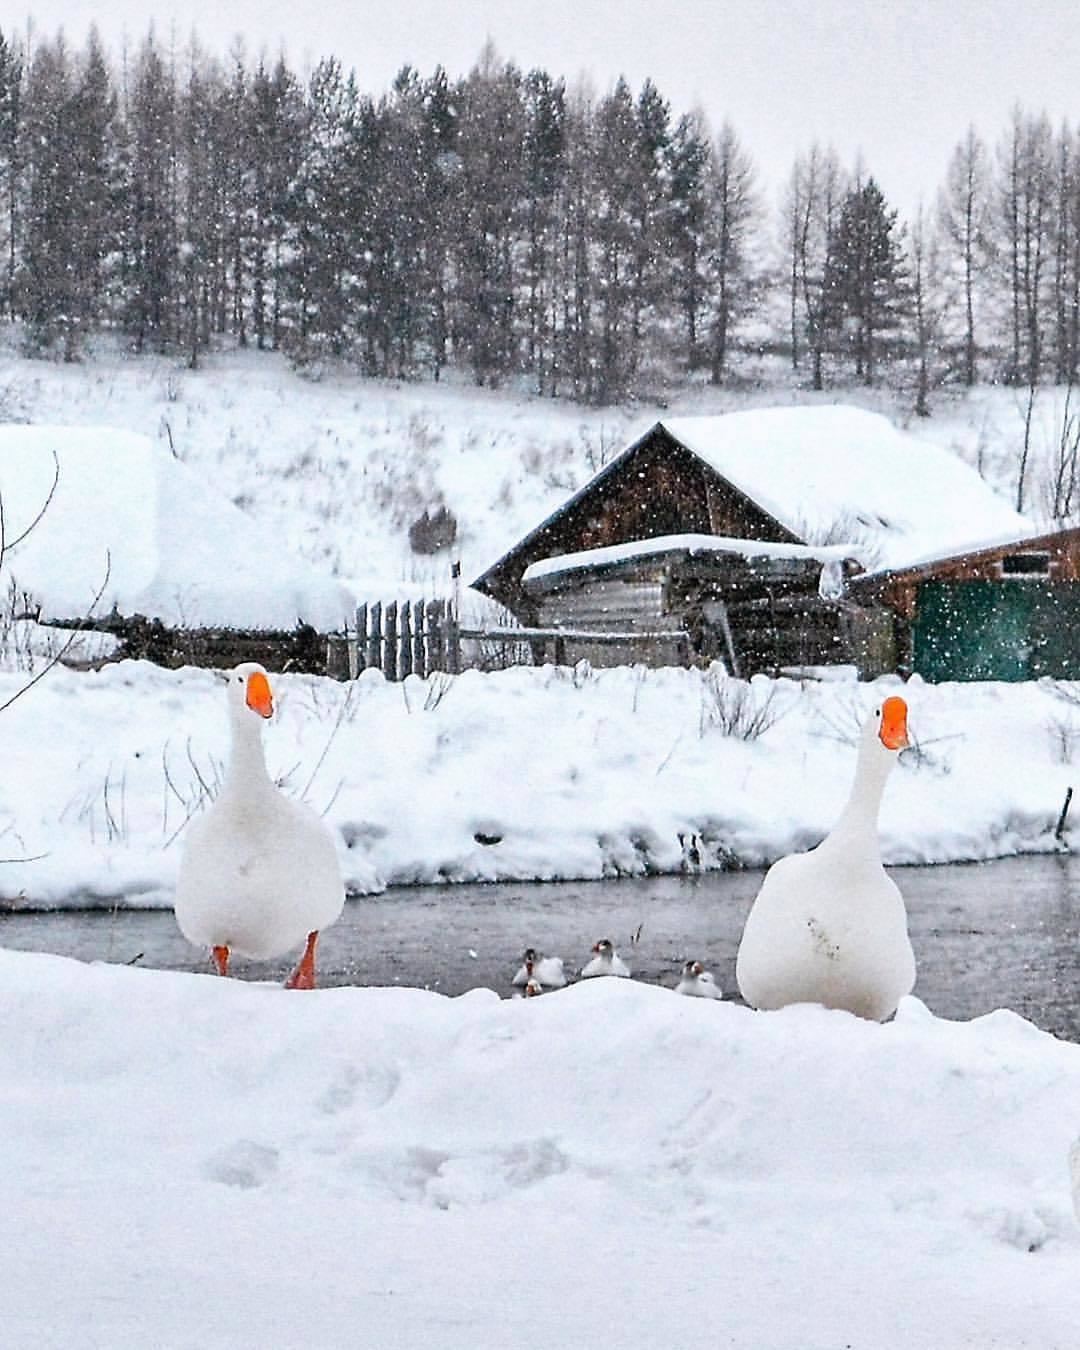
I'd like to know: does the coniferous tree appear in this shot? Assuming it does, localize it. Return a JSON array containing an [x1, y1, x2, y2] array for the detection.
[[123, 35, 180, 353], [707, 121, 757, 384], [20, 35, 80, 354], [248, 57, 304, 349], [0, 29, 23, 321], [666, 110, 713, 371], [284, 57, 356, 363], [521, 69, 565, 393], [592, 78, 640, 402], [823, 177, 907, 384], [69, 29, 120, 339], [454, 47, 525, 386]]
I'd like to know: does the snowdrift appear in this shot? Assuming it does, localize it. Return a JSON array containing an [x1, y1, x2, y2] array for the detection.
[[1, 951, 1078, 1348]]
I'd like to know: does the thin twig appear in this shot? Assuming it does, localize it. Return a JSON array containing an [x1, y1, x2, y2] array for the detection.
[[0, 550, 112, 718]]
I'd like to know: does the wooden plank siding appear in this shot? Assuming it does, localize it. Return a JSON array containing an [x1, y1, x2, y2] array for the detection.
[[474, 426, 795, 618]]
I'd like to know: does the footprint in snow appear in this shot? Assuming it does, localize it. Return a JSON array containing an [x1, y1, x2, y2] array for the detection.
[[204, 1139, 280, 1189]]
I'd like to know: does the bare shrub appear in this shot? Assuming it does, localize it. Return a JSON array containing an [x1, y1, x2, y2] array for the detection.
[[699, 669, 784, 740], [408, 504, 458, 555], [1048, 714, 1080, 765]]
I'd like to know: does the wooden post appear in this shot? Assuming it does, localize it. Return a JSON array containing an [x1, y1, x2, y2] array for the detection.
[[400, 601, 413, 679], [355, 604, 368, 674], [427, 599, 444, 673], [413, 600, 427, 679], [368, 601, 382, 674], [385, 601, 398, 682], [447, 604, 461, 675]]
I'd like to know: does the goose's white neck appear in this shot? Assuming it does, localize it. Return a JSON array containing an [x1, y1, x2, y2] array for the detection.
[[224, 702, 273, 794], [821, 727, 898, 860]]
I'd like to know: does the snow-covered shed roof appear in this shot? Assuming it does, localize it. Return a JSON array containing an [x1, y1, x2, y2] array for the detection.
[[522, 532, 854, 585], [656, 406, 1029, 571], [0, 426, 354, 630]]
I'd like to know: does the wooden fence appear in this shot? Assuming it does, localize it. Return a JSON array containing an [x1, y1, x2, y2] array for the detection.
[[327, 600, 693, 681]]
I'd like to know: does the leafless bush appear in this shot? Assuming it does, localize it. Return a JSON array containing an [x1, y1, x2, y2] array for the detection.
[[1048, 714, 1080, 765], [813, 693, 955, 775], [408, 504, 458, 555], [699, 669, 784, 741]]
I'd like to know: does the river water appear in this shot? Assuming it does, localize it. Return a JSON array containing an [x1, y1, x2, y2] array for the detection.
[[3, 855, 1078, 1039]]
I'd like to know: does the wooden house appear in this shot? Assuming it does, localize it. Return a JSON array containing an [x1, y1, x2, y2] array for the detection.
[[473, 406, 1080, 680]]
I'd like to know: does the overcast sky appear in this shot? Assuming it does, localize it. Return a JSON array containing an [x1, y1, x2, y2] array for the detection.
[[17, 0, 1080, 217]]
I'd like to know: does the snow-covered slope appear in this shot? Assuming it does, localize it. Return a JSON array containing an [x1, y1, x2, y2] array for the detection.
[[2, 952, 1078, 1349]]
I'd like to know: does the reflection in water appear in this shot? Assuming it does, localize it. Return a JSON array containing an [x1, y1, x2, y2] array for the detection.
[[2, 855, 1079, 1040]]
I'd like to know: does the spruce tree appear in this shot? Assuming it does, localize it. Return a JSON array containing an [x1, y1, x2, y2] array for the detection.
[[823, 177, 906, 384]]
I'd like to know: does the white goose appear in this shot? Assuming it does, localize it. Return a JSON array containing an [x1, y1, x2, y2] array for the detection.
[[581, 938, 631, 979], [735, 695, 916, 1022], [675, 959, 722, 999], [174, 663, 345, 988], [512, 948, 567, 990]]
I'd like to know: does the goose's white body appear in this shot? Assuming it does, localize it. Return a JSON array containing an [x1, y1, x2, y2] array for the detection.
[[174, 666, 344, 961], [512, 953, 567, 989], [735, 704, 916, 1022], [675, 964, 722, 999], [581, 943, 631, 979]]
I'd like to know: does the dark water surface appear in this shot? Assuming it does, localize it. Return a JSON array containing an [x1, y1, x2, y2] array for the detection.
[[3, 856, 1079, 1039]]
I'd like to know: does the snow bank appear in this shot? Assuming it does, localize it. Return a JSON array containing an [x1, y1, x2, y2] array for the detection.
[[2, 952, 1078, 1348], [0, 425, 354, 629], [2, 660, 1077, 909]]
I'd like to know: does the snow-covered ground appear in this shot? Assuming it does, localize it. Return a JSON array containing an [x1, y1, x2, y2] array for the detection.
[[2, 659, 1078, 908], [3, 951, 1078, 1349]]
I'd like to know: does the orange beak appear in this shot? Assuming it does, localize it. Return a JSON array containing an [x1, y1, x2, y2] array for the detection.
[[245, 670, 274, 719], [879, 695, 909, 750]]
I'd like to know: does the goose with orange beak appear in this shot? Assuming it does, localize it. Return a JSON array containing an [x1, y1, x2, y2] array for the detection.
[[174, 662, 345, 989], [735, 695, 916, 1022]]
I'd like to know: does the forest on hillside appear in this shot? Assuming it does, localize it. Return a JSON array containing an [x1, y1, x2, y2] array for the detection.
[[0, 25, 1076, 416]]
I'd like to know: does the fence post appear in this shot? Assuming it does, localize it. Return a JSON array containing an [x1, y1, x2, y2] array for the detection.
[[368, 601, 382, 674], [427, 599, 444, 673], [385, 601, 399, 682], [400, 601, 413, 679], [447, 605, 461, 675], [355, 604, 367, 675], [413, 599, 427, 679]]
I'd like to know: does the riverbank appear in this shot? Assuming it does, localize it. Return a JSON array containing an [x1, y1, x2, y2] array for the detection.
[[2, 660, 1076, 909]]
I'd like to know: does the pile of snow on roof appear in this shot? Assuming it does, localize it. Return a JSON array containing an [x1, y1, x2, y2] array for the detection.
[[658, 406, 1030, 571]]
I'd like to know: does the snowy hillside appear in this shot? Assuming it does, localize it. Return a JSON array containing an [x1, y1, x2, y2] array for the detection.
[[1, 342, 1074, 607], [3, 952, 1078, 1349]]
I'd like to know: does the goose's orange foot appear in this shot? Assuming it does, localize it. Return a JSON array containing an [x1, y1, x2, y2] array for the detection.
[[285, 931, 318, 990], [213, 945, 230, 977]]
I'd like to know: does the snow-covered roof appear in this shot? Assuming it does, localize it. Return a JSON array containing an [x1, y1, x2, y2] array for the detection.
[[522, 532, 854, 584], [658, 406, 1030, 570], [0, 426, 354, 630]]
